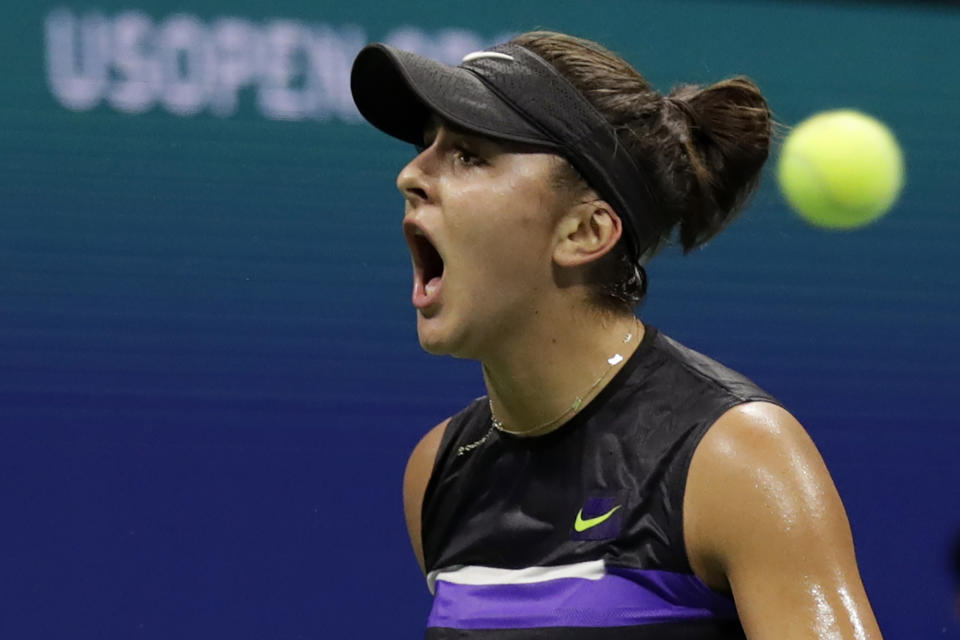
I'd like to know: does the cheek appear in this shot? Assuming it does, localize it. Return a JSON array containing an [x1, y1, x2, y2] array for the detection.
[[459, 177, 557, 245], [453, 206, 552, 282], [454, 229, 554, 314], [443, 156, 566, 286]]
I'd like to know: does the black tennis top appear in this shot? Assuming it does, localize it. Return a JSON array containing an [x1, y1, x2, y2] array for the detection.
[[420, 325, 781, 639]]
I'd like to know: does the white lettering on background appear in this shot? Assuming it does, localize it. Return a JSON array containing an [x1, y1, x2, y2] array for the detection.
[[44, 8, 506, 122]]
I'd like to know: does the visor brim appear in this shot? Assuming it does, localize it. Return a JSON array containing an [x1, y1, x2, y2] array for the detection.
[[350, 44, 555, 148]]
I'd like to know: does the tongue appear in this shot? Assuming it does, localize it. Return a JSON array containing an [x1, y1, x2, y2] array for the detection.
[[425, 276, 441, 297]]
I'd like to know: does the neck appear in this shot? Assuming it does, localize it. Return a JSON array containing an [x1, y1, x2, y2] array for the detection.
[[481, 307, 643, 438]]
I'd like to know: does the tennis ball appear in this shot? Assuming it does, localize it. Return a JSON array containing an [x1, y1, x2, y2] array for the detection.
[[777, 109, 905, 229]]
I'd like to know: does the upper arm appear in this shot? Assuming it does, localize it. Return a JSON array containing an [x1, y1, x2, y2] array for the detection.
[[403, 418, 450, 576], [684, 402, 882, 639]]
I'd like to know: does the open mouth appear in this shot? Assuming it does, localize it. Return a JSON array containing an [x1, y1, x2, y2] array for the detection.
[[404, 223, 445, 309]]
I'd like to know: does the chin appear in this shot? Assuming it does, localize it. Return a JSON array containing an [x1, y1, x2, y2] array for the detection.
[[416, 319, 454, 356], [416, 317, 472, 358], [418, 336, 451, 356]]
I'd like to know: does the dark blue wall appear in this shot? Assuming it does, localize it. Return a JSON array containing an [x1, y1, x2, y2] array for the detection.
[[2, 1, 958, 637]]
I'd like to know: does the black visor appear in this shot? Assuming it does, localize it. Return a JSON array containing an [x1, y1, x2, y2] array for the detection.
[[350, 42, 666, 264]]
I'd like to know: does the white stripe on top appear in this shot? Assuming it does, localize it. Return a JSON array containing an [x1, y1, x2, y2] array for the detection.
[[461, 51, 515, 63], [427, 560, 606, 595]]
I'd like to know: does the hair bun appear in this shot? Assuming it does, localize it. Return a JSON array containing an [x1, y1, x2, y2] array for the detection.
[[509, 30, 776, 310], [665, 77, 772, 252]]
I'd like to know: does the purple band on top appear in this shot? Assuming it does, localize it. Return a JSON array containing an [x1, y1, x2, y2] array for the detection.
[[427, 567, 738, 630]]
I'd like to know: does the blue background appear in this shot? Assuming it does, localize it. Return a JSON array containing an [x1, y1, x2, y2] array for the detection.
[[2, 0, 958, 637]]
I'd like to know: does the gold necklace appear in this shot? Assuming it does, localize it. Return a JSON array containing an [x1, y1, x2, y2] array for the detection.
[[489, 322, 638, 437]]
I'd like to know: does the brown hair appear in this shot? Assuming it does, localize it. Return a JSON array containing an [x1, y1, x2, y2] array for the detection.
[[511, 31, 774, 312]]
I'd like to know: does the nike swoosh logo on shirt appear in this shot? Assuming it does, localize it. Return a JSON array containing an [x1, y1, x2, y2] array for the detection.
[[573, 505, 622, 532]]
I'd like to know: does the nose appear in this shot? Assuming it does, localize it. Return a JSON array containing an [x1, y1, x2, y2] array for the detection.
[[396, 151, 432, 206]]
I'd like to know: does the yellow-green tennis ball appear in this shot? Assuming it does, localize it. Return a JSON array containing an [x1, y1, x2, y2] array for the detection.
[[777, 109, 905, 229]]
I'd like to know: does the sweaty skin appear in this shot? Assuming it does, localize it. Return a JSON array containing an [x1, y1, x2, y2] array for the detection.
[[683, 401, 882, 639]]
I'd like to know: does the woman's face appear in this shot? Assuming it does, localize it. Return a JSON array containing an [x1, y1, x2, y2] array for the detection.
[[396, 118, 571, 359]]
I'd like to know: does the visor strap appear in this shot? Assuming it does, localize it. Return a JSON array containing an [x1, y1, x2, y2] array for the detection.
[[461, 43, 665, 263]]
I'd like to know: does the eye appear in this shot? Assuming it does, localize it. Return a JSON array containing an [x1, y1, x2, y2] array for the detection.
[[454, 145, 485, 167]]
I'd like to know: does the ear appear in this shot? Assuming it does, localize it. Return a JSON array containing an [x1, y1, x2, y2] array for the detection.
[[552, 200, 623, 267]]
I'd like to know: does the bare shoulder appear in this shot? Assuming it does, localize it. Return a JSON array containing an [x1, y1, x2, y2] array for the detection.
[[684, 401, 839, 585], [403, 418, 451, 576], [684, 401, 882, 638]]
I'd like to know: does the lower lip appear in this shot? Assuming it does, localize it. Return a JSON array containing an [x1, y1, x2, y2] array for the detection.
[[412, 274, 443, 310]]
